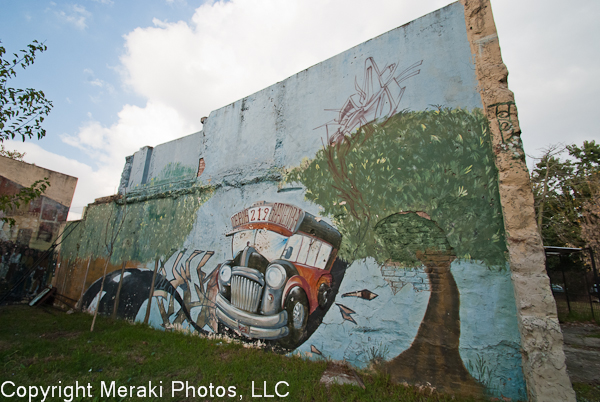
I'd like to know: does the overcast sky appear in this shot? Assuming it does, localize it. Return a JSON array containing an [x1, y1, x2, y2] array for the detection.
[[1, 0, 598, 220]]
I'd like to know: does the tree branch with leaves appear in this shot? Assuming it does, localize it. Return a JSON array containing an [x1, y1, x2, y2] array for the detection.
[[0, 40, 53, 226], [1, 40, 53, 142], [529, 140, 600, 250], [0, 178, 50, 226]]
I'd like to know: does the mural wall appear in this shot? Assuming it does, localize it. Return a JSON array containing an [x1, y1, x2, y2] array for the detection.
[[56, 2, 551, 400]]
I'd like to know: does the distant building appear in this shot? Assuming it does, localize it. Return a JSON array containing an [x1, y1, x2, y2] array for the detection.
[[0, 155, 77, 249]]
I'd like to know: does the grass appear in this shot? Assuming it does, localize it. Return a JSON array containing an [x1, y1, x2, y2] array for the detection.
[[0, 304, 495, 402], [555, 298, 600, 324], [573, 383, 600, 402], [585, 333, 600, 339]]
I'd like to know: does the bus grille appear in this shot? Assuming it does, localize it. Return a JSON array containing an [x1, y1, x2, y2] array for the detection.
[[231, 275, 263, 313]]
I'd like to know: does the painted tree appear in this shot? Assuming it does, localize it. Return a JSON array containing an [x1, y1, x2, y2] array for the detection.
[[286, 107, 506, 394], [375, 212, 481, 393]]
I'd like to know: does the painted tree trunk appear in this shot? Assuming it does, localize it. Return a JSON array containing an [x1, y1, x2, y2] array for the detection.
[[384, 250, 483, 396]]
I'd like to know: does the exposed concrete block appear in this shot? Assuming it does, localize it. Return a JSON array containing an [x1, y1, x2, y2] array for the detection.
[[462, 0, 576, 400]]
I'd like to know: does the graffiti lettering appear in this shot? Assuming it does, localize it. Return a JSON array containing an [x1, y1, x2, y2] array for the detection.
[[269, 203, 302, 232], [489, 101, 518, 143], [317, 57, 422, 144], [230, 202, 303, 234]]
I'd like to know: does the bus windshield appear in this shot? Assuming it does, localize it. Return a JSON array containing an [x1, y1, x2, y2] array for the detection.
[[232, 229, 289, 262]]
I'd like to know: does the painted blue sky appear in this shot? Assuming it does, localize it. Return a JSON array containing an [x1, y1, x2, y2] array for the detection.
[[1, 0, 599, 219]]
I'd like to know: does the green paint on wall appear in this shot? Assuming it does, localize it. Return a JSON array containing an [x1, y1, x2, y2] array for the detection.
[[61, 186, 214, 264], [286, 108, 507, 268], [374, 213, 452, 266], [159, 162, 196, 180], [143, 162, 197, 188]]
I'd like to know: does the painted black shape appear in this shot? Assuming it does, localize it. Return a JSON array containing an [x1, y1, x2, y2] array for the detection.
[[342, 289, 378, 300], [335, 303, 356, 315], [81, 268, 207, 334], [141, 147, 154, 185], [305, 257, 348, 336], [335, 303, 357, 324], [276, 187, 303, 193]]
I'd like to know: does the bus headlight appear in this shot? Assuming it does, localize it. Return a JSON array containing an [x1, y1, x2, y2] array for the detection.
[[219, 264, 232, 284], [265, 264, 286, 289]]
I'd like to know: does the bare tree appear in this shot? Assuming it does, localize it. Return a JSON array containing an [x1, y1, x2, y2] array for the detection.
[[90, 194, 127, 332], [528, 144, 566, 231]]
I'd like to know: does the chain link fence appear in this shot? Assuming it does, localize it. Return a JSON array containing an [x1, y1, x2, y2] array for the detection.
[[0, 240, 57, 304], [546, 247, 600, 323]]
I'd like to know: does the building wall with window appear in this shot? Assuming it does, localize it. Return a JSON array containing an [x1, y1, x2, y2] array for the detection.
[[0, 155, 77, 249]]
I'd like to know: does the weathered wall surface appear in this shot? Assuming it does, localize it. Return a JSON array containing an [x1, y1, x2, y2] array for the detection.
[[124, 132, 204, 192], [57, 2, 573, 400], [461, 1, 576, 400], [0, 155, 77, 250]]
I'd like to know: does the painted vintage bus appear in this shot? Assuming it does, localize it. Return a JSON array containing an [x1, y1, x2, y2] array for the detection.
[[215, 201, 342, 348]]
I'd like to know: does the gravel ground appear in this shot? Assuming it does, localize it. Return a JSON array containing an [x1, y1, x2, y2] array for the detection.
[[562, 322, 600, 384]]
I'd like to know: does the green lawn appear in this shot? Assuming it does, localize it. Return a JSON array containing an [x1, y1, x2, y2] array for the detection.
[[0, 304, 500, 402]]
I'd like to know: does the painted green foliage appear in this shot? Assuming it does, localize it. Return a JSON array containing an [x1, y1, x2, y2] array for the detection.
[[374, 213, 451, 266], [61, 203, 114, 261], [286, 108, 506, 267], [62, 188, 213, 263]]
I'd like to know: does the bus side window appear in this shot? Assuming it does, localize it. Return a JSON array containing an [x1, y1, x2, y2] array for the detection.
[[315, 243, 332, 269], [283, 234, 302, 262], [306, 239, 322, 267], [284, 247, 293, 259], [296, 236, 311, 265]]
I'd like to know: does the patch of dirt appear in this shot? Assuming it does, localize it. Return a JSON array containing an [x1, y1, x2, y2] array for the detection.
[[323, 361, 355, 376], [561, 322, 600, 384], [39, 331, 81, 340], [22, 354, 66, 366], [0, 340, 12, 352], [320, 362, 365, 389], [124, 351, 147, 365]]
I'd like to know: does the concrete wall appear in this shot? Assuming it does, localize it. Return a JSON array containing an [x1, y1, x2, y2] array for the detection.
[[56, 2, 574, 401], [123, 132, 204, 192], [0, 155, 77, 250]]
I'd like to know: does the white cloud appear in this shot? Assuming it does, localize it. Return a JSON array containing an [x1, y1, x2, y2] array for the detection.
[[5, 100, 195, 220], [51, 0, 448, 214], [55, 4, 91, 30], [492, 1, 600, 166], [62, 100, 195, 166], [119, 0, 449, 126], [38, 0, 600, 216], [84, 68, 116, 97]]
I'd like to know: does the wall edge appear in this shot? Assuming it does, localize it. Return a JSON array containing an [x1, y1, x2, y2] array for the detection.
[[460, 1, 576, 401]]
